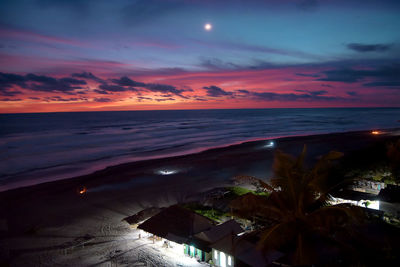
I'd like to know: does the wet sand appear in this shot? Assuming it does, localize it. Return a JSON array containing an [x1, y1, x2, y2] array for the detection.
[[1, 129, 399, 266]]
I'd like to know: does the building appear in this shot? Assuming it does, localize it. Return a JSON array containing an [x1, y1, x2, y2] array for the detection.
[[210, 231, 283, 267], [136, 205, 285, 266], [137, 205, 260, 265], [138, 205, 214, 261]]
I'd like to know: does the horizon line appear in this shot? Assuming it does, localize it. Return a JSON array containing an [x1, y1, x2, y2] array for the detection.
[[1, 106, 400, 115]]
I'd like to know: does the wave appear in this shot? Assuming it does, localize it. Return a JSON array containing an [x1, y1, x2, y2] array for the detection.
[[1, 108, 400, 191]]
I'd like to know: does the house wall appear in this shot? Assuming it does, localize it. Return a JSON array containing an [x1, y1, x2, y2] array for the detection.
[[212, 248, 234, 267], [183, 244, 211, 262], [329, 197, 380, 210], [352, 180, 385, 194]]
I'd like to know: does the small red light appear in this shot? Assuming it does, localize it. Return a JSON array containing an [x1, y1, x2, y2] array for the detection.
[[78, 186, 87, 195]]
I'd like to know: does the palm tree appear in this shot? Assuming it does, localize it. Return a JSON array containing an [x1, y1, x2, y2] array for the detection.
[[231, 146, 365, 265]]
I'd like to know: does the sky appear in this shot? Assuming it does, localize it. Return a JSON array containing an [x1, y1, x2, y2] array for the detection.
[[0, 0, 400, 113]]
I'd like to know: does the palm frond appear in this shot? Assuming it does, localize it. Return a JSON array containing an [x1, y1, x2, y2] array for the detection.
[[233, 175, 275, 192]]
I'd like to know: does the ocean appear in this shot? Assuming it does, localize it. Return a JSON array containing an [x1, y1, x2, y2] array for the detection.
[[1, 108, 399, 191]]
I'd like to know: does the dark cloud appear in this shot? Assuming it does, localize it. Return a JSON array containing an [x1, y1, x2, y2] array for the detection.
[[108, 76, 188, 98], [347, 91, 358, 96], [44, 96, 83, 102], [145, 83, 186, 97], [237, 89, 250, 94], [1, 72, 87, 94], [0, 98, 22, 101], [27, 74, 86, 93], [0, 88, 22, 97], [296, 73, 320, 78], [201, 86, 338, 102], [252, 91, 342, 102], [155, 98, 175, 102], [199, 56, 400, 75], [93, 97, 112, 102], [347, 43, 392, 53], [93, 89, 109, 94], [200, 58, 241, 71], [203, 85, 233, 97], [317, 65, 400, 86], [29, 97, 41, 100], [362, 81, 400, 87], [137, 96, 153, 102], [72, 72, 102, 82], [98, 83, 138, 93], [294, 89, 327, 96], [111, 76, 146, 87], [317, 69, 364, 83], [0, 72, 27, 96]]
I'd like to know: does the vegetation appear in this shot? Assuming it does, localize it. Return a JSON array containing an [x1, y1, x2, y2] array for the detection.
[[226, 186, 269, 197], [230, 146, 369, 265], [183, 203, 228, 222]]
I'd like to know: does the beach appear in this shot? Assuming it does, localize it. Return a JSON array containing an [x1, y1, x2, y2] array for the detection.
[[1, 129, 399, 266]]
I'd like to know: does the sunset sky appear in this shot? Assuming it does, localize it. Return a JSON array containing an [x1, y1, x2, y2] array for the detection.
[[1, 0, 400, 113]]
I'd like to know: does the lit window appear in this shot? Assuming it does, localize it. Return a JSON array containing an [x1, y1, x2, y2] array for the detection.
[[220, 252, 226, 267], [228, 256, 232, 265], [214, 250, 218, 259], [190, 246, 195, 255]]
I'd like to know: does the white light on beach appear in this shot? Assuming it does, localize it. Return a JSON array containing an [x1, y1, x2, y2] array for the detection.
[[204, 23, 212, 31], [264, 140, 275, 148], [157, 169, 178, 175]]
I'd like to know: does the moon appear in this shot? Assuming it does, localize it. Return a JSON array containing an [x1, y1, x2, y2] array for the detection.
[[204, 23, 212, 31]]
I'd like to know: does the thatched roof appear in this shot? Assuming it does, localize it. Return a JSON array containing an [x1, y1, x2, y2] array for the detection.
[[123, 207, 163, 225], [195, 219, 243, 243], [138, 205, 215, 251]]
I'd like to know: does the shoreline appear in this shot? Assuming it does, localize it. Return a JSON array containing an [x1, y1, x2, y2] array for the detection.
[[0, 128, 400, 197], [2, 127, 399, 193]]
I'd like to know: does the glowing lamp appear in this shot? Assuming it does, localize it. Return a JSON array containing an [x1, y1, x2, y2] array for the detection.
[[264, 140, 275, 148], [371, 130, 380, 135], [157, 169, 178, 175]]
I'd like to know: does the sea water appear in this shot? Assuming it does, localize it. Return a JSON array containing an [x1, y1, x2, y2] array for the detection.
[[1, 108, 399, 191]]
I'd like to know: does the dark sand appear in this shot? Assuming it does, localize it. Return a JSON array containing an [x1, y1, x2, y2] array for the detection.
[[1, 129, 399, 266]]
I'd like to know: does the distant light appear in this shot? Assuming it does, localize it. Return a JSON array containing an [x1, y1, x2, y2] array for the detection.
[[156, 169, 178, 175], [78, 186, 87, 195], [264, 140, 275, 148], [204, 23, 212, 31], [371, 130, 381, 135]]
